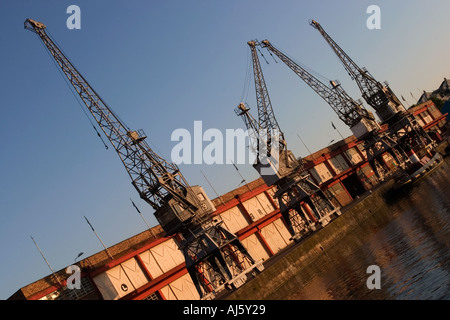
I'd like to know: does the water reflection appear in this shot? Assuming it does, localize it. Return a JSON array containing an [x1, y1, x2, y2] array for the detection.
[[271, 158, 450, 300]]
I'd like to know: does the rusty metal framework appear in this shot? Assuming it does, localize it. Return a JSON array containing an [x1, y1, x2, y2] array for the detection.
[[25, 18, 262, 299], [309, 19, 435, 158], [247, 40, 287, 159], [309, 19, 406, 124], [260, 40, 375, 129], [258, 39, 406, 179], [236, 40, 340, 242]]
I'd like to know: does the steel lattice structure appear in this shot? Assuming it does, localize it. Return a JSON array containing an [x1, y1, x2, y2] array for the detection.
[[236, 40, 340, 241], [259, 39, 406, 178], [309, 19, 406, 124], [248, 41, 287, 155], [25, 19, 262, 299], [260, 40, 376, 129], [309, 19, 435, 166]]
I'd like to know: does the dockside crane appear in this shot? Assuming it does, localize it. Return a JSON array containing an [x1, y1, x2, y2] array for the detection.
[[247, 41, 287, 160], [309, 20, 406, 125], [25, 19, 263, 299], [309, 20, 434, 161], [236, 40, 340, 241], [259, 39, 405, 178]]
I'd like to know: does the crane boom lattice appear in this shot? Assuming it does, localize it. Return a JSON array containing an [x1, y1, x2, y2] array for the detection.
[[309, 19, 406, 123], [25, 18, 263, 299], [236, 39, 341, 242]]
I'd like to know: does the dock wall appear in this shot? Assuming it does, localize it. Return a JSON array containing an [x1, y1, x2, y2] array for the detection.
[[225, 178, 396, 300]]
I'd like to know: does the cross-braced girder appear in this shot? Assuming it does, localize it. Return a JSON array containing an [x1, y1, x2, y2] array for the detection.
[[25, 18, 262, 300]]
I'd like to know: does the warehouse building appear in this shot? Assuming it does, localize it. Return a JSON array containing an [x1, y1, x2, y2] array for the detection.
[[8, 179, 291, 300], [302, 136, 380, 208], [8, 100, 447, 300], [417, 78, 450, 104], [7, 142, 382, 300], [409, 100, 448, 142]]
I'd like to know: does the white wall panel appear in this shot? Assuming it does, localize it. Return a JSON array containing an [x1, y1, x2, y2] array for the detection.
[[241, 233, 270, 262], [150, 238, 185, 273], [273, 218, 293, 245], [92, 272, 119, 300], [422, 111, 433, 124], [345, 148, 363, 165], [93, 265, 135, 300], [329, 154, 350, 174], [139, 249, 164, 279], [256, 193, 276, 214], [160, 284, 177, 300], [309, 163, 333, 184], [415, 115, 425, 127], [242, 196, 269, 222], [260, 219, 290, 253], [168, 273, 201, 300], [265, 187, 279, 208], [219, 206, 249, 234], [121, 258, 148, 290]]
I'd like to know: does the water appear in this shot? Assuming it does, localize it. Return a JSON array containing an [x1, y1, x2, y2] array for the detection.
[[269, 157, 450, 300]]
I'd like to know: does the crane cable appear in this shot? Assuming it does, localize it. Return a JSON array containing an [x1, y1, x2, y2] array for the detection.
[[240, 47, 252, 104], [256, 46, 269, 64], [44, 31, 177, 162], [40, 30, 111, 150], [239, 44, 278, 105], [265, 43, 333, 86], [265, 48, 278, 64]]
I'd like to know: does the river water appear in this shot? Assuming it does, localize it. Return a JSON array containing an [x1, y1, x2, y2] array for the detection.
[[269, 157, 450, 300]]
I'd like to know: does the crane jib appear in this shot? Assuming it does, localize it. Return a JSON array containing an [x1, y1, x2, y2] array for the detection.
[[24, 18, 211, 234]]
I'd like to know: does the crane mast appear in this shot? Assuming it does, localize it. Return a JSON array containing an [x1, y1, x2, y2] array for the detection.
[[235, 103, 260, 160], [24, 19, 204, 232], [248, 41, 286, 153], [25, 19, 262, 299], [309, 19, 406, 124], [310, 19, 436, 170], [259, 39, 405, 179], [247, 40, 294, 181], [236, 40, 341, 242], [260, 40, 378, 132]]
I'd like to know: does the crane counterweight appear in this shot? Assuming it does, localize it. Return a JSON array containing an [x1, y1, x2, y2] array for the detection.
[[24, 18, 46, 30]]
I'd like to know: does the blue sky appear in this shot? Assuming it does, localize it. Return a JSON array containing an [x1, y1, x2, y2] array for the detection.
[[1, 0, 449, 299]]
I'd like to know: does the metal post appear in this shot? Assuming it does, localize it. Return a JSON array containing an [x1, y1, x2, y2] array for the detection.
[[84, 216, 114, 261]]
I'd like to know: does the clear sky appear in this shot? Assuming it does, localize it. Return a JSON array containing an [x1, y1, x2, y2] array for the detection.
[[1, 0, 449, 299]]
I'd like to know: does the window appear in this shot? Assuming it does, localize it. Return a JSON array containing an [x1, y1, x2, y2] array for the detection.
[[143, 291, 162, 300], [329, 155, 350, 174], [344, 148, 363, 165], [421, 111, 433, 123], [428, 105, 442, 119], [356, 144, 367, 159], [415, 115, 425, 127], [309, 163, 333, 184], [197, 193, 206, 201]]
